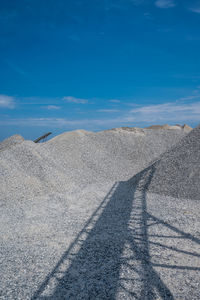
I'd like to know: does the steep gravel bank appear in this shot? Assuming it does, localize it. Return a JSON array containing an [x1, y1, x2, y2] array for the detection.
[[142, 125, 200, 200]]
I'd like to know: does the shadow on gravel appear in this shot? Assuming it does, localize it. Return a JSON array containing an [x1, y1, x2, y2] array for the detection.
[[32, 165, 200, 299]]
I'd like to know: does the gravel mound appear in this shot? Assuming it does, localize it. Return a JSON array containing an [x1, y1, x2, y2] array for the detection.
[[0, 134, 24, 152], [1, 126, 199, 299], [136, 124, 200, 200], [43, 128, 187, 185], [0, 128, 186, 202], [106, 127, 145, 134], [145, 124, 192, 132], [49, 129, 93, 142]]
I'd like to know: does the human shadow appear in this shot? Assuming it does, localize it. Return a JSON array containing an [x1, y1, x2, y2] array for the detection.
[[32, 164, 200, 299]]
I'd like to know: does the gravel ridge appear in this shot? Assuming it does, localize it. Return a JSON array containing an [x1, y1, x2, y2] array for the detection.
[[0, 128, 186, 202]]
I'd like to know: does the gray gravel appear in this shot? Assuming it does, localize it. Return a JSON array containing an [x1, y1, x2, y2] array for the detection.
[[0, 127, 199, 299], [0, 135, 24, 152], [0, 128, 186, 202], [143, 124, 200, 200]]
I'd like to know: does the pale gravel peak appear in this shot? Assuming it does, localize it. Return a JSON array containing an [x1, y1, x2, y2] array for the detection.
[[0, 134, 24, 152]]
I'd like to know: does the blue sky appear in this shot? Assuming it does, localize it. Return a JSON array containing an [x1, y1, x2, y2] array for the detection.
[[0, 0, 200, 140]]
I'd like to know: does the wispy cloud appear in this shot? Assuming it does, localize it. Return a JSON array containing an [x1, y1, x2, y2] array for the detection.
[[130, 102, 200, 114], [155, 0, 176, 9], [0, 117, 120, 128], [0, 95, 15, 109], [127, 101, 200, 124], [109, 99, 121, 103], [0, 118, 85, 127], [4, 59, 27, 77], [97, 109, 120, 113], [46, 105, 61, 110], [144, 12, 154, 20], [190, 7, 200, 14], [63, 96, 88, 104], [1, 101, 199, 130], [189, 3, 200, 14], [179, 95, 200, 101], [172, 73, 200, 80]]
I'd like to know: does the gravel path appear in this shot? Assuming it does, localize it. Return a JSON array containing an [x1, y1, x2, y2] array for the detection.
[[0, 127, 199, 299]]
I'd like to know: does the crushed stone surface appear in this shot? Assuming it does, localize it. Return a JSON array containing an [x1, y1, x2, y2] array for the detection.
[[0, 134, 24, 152], [0, 126, 199, 300], [143, 124, 200, 200]]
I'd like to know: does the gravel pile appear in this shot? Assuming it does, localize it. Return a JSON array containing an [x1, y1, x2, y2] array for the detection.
[[45, 128, 188, 182], [1, 126, 199, 300], [145, 124, 192, 131], [0, 134, 24, 152], [0, 128, 186, 202], [139, 124, 200, 200]]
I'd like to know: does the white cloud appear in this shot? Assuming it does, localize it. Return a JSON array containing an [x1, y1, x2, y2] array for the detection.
[[0, 117, 122, 128], [172, 73, 200, 80], [189, 3, 200, 14], [0, 95, 15, 109], [47, 105, 61, 110], [144, 12, 154, 20], [155, 0, 176, 9], [1, 100, 199, 131], [179, 95, 200, 101], [193, 90, 199, 94], [63, 96, 88, 104], [0, 118, 81, 127], [97, 109, 120, 113], [130, 102, 200, 114], [128, 102, 200, 123], [109, 99, 121, 103]]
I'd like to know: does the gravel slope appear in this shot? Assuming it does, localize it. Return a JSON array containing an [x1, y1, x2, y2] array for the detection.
[[143, 124, 200, 200], [0, 127, 199, 300], [0, 128, 186, 202], [0, 134, 24, 152]]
